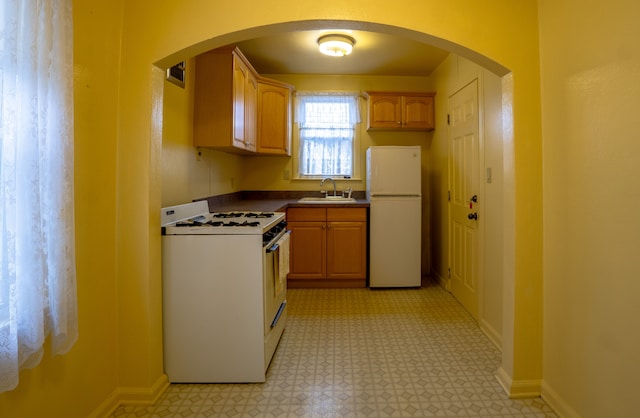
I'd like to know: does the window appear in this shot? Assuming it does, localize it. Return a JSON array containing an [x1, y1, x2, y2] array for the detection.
[[295, 92, 360, 178], [0, 0, 77, 393]]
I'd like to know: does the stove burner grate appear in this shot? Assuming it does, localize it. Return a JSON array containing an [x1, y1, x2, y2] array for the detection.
[[245, 212, 274, 218], [222, 220, 260, 227], [176, 220, 203, 227], [212, 212, 245, 218]]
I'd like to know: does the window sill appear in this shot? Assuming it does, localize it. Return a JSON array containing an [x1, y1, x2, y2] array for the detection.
[[292, 177, 362, 182]]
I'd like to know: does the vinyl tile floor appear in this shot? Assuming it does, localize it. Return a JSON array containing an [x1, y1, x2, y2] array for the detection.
[[111, 280, 557, 417]]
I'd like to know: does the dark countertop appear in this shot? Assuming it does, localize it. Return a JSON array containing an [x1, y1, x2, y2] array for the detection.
[[199, 191, 369, 213]]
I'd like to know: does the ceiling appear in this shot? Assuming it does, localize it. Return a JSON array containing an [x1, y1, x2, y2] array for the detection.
[[234, 29, 450, 77]]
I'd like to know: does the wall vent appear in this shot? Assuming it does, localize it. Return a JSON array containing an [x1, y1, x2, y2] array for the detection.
[[166, 61, 185, 88]]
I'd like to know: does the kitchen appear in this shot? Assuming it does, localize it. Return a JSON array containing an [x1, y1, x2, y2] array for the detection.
[[162, 38, 446, 272], [159, 37, 447, 383]]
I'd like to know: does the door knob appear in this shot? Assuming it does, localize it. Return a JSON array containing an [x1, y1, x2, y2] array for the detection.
[[468, 212, 478, 220]]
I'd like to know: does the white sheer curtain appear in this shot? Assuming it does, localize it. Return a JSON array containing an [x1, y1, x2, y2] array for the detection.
[[295, 92, 360, 177], [0, 0, 77, 393]]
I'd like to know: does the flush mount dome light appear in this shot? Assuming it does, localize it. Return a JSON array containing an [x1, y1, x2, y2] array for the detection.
[[318, 34, 355, 57]]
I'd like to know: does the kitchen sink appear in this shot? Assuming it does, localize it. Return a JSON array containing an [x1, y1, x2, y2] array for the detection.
[[297, 196, 357, 203]]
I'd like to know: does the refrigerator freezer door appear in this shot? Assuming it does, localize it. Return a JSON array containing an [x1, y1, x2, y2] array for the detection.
[[369, 196, 421, 287], [367, 146, 421, 197]]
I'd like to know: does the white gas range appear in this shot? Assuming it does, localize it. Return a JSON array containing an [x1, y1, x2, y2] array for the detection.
[[161, 200, 289, 383], [161, 200, 287, 239]]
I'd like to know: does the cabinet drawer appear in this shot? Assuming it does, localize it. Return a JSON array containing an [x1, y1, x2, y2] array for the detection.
[[327, 208, 367, 222], [287, 208, 326, 222]]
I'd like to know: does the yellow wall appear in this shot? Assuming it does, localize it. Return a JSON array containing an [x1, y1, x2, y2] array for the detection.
[[539, 0, 640, 416], [162, 57, 246, 206], [1, 1, 547, 417], [0, 1, 123, 417]]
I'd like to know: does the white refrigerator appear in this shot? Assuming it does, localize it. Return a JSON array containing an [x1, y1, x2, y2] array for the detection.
[[366, 146, 422, 287]]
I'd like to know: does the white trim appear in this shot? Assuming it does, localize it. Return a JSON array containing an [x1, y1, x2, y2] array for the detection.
[[479, 318, 502, 350], [495, 366, 512, 395], [541, 381, 581, 418], [292, 94, 364, 180], [88, 374, 169, 418], [496, 367, 542, 398], [431, 269, 450, 292]]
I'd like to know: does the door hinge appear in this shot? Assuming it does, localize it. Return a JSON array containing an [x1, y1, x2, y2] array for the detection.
[[447, 114, 450, 125], [448, 190, 451, 201], [448, 267, 451, 278]]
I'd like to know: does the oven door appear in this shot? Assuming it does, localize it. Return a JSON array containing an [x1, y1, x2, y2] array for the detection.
[[263, 230, 290, 367]]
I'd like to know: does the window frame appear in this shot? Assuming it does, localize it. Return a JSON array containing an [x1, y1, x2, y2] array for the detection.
[[292, 91, 363, 181]]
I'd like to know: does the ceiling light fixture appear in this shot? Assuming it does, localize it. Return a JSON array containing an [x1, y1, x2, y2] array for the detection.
[[318, 34, 355, 57]]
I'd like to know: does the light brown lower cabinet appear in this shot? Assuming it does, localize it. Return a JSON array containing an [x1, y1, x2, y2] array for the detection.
[[287, 207, 367, 288]]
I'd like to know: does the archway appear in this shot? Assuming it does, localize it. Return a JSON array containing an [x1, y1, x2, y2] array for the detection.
[[154, 20, 510, 78], [151, 18, 523, 397]]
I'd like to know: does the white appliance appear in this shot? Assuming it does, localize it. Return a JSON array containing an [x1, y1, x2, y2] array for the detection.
[[161, 200, 289, 383], [366, 146, 422, 287]]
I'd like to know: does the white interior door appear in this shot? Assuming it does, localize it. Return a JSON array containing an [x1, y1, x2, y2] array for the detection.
[[449, 79, 480, 320]]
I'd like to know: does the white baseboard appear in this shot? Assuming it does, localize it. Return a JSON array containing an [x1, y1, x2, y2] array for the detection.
[[495, 367, 541, 398], [432, 270, 501, 351], [479, 318, 502, 350], [89, 373, 170, 418], [431, 269, 450, 291], [541, 380, 580, 418]]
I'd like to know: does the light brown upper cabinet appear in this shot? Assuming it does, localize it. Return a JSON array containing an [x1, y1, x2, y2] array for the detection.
[[193, 46, 258, 153], [194, 46, 295, 155], [256, 78, 293, 156], [366, 92, 435, 131]]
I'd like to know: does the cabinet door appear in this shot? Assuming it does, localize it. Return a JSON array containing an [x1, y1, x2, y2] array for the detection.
[[366, 92, 435, 131], [287, 221, 326, 279], [326, 221, 366, 279], [368, 94, 402, 129], [193, 50, 234, 149], [403, 95, 434, 130], [244, 70, 258, 152], [232, 54, 248, 149], [257, 81, 291, 155]]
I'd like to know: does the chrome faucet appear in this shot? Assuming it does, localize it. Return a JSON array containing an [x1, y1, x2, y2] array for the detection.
[[320, 177, 337, 196]]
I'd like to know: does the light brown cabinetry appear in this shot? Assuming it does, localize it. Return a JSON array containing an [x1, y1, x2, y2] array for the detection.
[[193, 46, 258, 153], [194, 46, 294, 155], [366, 92, 435, 131], [257, 78, 293, 155], [287, 207, 367, 288], [233, 54, 257, 151]]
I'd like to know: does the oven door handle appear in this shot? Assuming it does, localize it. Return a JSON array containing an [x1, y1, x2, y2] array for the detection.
[[266, 230, 291, 253], [271, 300, 287, 328]]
